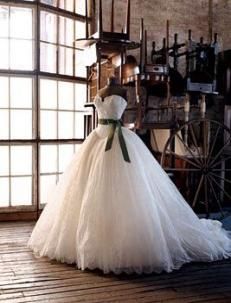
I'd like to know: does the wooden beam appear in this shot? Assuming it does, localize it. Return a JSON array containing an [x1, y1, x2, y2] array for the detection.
[[0, 211, 40, 221], [208, 0, 213, 43], [144, 29, 148, 65], [111, 0, 114, 33], [85, 0, 89, 38], [140, 18, 144, 73], [98, 0, 103, 38], [125, 0, 130, 38]]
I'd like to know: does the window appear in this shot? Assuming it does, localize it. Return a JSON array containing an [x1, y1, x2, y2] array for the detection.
[[0, 5, 34, 70], [0, 76, 33, 140], [0, 0, 88, 214], [40, 0, 86, 15], [40, 79, 86, 140], [40, 11, 86, 76]]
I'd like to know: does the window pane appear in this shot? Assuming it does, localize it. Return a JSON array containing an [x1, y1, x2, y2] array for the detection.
[[60, 0, 74, 12], [40, 145, 57, 173], [58, 81, 74, 110], [10, 39, 33, 70], [0, 109, 9, 139], [0, 77, 9, 108], [40, 110, 57, 139], [75, 0, 86, 15], [65, 0, 74, 12], [59, 17, 74, 47], [74, 143, 82, 153], [11, 176, 32, 206], [58, 111, 74, 139], [0, 39, 9, 69], [40, 42, 57, 73], [0, 6, 9, 38], [0, 178, 9, 207], [75, 112, 84, 138], [58, 144, 74, 172], [11, 145, 32, 175], [40, 174, 56, 204], [40, 79, 57, 109], [10, 110, 32, 139], [75, 21, 86, 39], [40, 11, 57, 43], [59, 46, 73, 76], [40, 0, 57, 7], [0, 146, 9, 176], [75, 50, 87, 77], [11, 78, 32, 108], [75, 83, 86, 110], [10, 7, 33, 39]]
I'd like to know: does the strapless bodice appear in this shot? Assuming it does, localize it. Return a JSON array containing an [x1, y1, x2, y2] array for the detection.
[[94, 95, 127, 120], [94, 95, 127, 138]]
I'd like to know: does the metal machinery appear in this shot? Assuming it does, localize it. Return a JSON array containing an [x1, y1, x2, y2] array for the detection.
[[77, 0, 231, 217]]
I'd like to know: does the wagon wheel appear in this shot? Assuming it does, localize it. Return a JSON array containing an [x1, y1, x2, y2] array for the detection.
[[161, 118, 231, 218]]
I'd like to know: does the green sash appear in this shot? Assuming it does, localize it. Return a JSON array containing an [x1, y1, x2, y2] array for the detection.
[[98, 119, 131, 163]]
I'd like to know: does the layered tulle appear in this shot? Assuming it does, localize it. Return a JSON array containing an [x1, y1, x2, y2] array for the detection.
[[28, 126, 231, 274]]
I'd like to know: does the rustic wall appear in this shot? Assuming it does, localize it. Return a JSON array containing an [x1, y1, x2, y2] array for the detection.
[[90, 0, 230, 102], [98, 0, 211, 63], [212, 0, 231, 51], [94, 0, 230, 63]]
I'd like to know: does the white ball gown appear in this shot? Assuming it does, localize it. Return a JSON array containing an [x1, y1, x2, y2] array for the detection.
[[28, 95, 231, 274]]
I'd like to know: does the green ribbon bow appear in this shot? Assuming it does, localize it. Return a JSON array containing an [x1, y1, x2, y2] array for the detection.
[[98, 119, 131, 163]]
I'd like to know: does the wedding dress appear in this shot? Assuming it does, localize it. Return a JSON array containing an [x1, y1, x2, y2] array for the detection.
[[28, 95, 231, 274]]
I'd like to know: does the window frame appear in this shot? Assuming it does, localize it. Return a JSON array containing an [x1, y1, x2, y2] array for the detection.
[[0, 0, 89, 219]]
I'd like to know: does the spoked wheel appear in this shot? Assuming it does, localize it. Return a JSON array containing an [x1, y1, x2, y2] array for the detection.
[[161, 118, 231, 218]]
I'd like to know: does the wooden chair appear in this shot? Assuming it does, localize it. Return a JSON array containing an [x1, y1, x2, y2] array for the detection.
[[80, 0, 138, 93], [85, 0, 131, 41]]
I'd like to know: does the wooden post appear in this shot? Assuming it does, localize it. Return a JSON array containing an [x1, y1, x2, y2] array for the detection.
[[111, 0, 114, 33], [208, 0, 213, 43], [85, 0, 89, 38], [135, 75, 142, 129], [166, 19, 169, 66], [98, 0, 103, 38], [97, 49, 101, 90], [140, 18, 144, 73], [125, 0, 130, 38], [166, 20, 170, 106], [144, 29, 148, 65]]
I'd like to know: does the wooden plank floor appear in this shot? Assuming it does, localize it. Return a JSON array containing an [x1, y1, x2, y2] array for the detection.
[[0, 221, 231, 303]]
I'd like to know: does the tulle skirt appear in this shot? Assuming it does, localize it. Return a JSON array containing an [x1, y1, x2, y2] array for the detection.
[[28, 126, 231, 274]]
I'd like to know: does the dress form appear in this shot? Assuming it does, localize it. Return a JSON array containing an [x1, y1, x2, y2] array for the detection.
[[97, 77, 127, 101]]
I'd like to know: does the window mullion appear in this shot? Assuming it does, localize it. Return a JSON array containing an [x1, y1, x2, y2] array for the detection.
[[8, 77, 11, 207], [56, 79, 59, 184], [56, 0, 60, 75], [8, 6, 10, 70], [35, 2, 40, 216]]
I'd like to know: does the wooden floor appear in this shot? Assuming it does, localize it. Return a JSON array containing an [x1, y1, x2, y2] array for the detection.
[[0, 222, 231, 303]]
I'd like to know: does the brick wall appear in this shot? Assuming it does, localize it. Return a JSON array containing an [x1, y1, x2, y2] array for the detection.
[[93, 0, 230, 63], [212, 0, 231, 51], [90, 0, 230, 100], [97, 0, 210, 61]]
